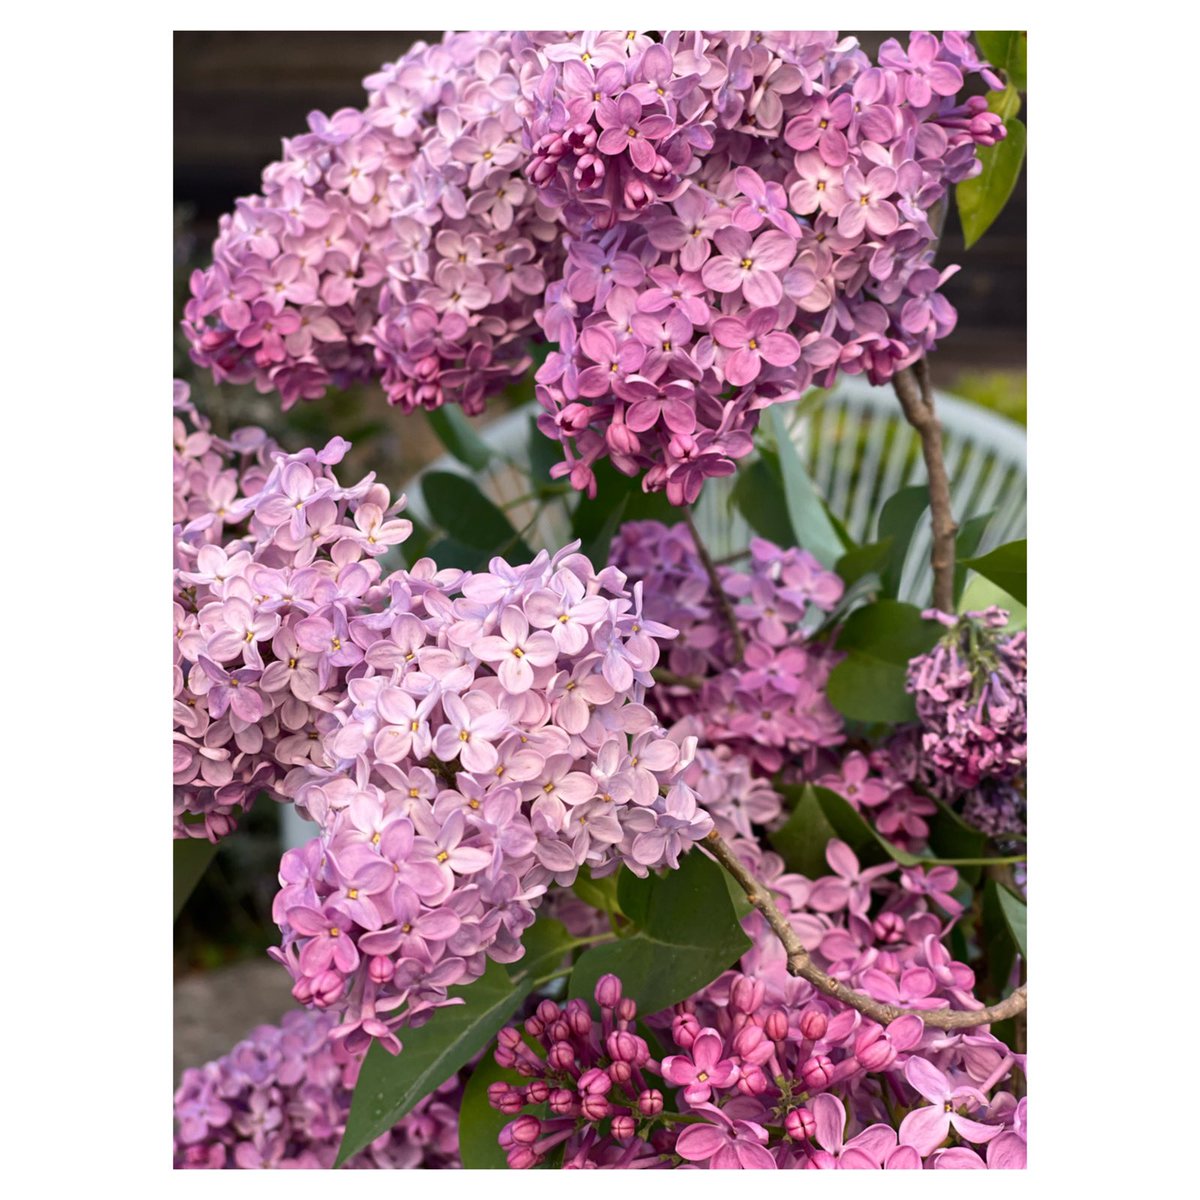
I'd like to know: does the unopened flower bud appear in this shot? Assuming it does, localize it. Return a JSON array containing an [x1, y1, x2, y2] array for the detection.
[[785, 1106, 816, 1141], [549, 1088, 576, 1116], [611, 1114, 636, 1140], [799, 1010, 828, 1041], [581, 1093, 611, 1121], [801, 1053, 834, 1089], [730, 975, 765, 1015], [637, 1088, 664, 1117], [368, 955, 394, 984], [509, 1115, 542, 1145], [595, 974, 622, 1009], [764, 1009, 789, 1042]]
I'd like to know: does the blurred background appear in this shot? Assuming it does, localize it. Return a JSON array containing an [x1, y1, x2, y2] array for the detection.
[[172, 30, 1026, 1082]]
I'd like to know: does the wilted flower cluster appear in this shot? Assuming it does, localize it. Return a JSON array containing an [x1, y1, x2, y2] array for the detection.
[[269, 539, 714, 1055], [609, 520, 845, 771], [487, 840, 1025, 1169], [185, 30, 1006, 504], [905, 607, 1027, 834], [173, 381, 411, 841], [174, 1009, 461, 1169], [183, 32, 558, 411], [524, 30, 1005, 501]]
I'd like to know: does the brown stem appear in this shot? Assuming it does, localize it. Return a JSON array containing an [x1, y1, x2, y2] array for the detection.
[[684, 507, 745, 659], [704, 829, 1027, 1030], [892, 359, 958, 614]]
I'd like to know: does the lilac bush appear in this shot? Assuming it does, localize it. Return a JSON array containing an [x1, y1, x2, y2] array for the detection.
[[174, 27, 1027, 1172]]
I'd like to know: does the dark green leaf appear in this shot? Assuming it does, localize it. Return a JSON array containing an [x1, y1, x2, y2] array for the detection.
[[400, 513, 434, 566], [927, 799, 989, 886], [730, 457, 794, 546], [876, 485, 929, 598], [425, 406, 493, 471], [571, 460, 680, 553], [959, 538, 1026, 605], [337, 960, 528, 1166], [569, 850, 751, 1016], [423, 535, 490, 572], [812, 786, 921, 867], [989, 85, 1023, 122], [981, 879, 1019, 999], [769, 784, 840, 878], [174, 835, 219, 921], [826, 600, 941, 724], [953, 510, 995, 606], [578, 494, 629, 571], [957, 116, 1027, 249], [836, 537, 894, 590], [336, 919, 575, 1167], [958, 575, 1027, 631], [767, 406, 844, 567], [422, 471, 532, 560], [994, 885, 1027, 958]]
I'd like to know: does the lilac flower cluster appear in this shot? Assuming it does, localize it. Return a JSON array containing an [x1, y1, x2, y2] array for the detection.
[[609, 520, 844, 771], [269, 542, 713, 1055], [173, 382, 411, 841], [906, 607, 1027, 833], [183, 32, 558, 411], [174, 1009, 461, 1169], [521, 30, 1005, 501], [487, 840, 1025, 1169], [185, 31, 1006, 505]]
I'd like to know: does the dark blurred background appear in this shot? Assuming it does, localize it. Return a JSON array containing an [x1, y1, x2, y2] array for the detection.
[[172, 30, 1026, 1078]]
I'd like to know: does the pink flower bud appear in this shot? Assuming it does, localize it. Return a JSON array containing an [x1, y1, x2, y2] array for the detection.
[[507, 1147, 541, 1170], [581, 1093, 611, 1121], [606, 420, 640, 456], [637, 1088, 664, 1117], [548, 1041, 577, 1072], [523, 1015, 545, 1038], [616, 997, 637, 1024], [578, 1067, 612, 1096], [595, 974, 623, 1009], [509, 1115, 542, 1145], [549, 1088, 576, 1116], [855, 1027, 895, 1071], [526, 1080, 550, 1104], [799, 1010, 828, 1041], [785, 1106, 816, 1141], [368, 955, 394, 984], [536, 999, 561, 1025], [568, 1007, 593, 1038], [609, 1060, 633, 1086], [606, 1031, 649, 1065], [873, 912, 905, 943], [765, 1009, 789, 1042], [310, 970, 344, 1007], [801, 1053, 834, 1089], [730, 975, 765, 1015], [672, 1012, 701, 1049], [737, 1065, 770, 1095], [611, 1114, 636, 1140]]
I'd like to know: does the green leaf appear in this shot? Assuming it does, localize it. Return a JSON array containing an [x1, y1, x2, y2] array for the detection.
[[400, 513, 434, 566], [989, 85, 1023, 122], [770, 784, 840, 878], [729, 457, 794, 546], [569, 850, 751, 1016], [981, 880, 1019, 999], [959, 538, 1026, 605], [927, 799, 989, 886], [571, 460, 681, 554], [974, 31, 1026, 92], [994, 885, 1027, 958], [812, 786, 922, 868], [957, 116, 1026, 249], [876, 485, 930, 598], [958, 574, 1027, 632], [953, 510, 995, 606], [458, 1058, 525, 1168], [425, 406, 493, 471], [835, 537, 894, 591], [571, 866, 624, 918], [826, 600, 941, 724], [336, 919, 575, 1167], [174, 835, 219, 920], [578, 494, 629, 571], [767, 406, 844, 567], [422, 471, 532, 560]]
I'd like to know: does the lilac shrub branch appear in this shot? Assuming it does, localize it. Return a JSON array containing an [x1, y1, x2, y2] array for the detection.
[[703, 828, 1027, 1029]]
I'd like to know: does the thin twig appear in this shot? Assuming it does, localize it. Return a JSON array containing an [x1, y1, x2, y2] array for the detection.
[[684, 507, 745, 659], [892, 359, 958, 614], [703, 829, 1027, 1030]]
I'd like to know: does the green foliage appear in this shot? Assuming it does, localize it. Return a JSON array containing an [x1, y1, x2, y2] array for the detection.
[[974, 31, 1027, 91], [995, 883, 1028, 957], [835, 537, 894, 592], [335, 919, 575, 1166], [960, 538, 1026, 605], [457, 1057, 525, 1168], [766, 406, 845, 566], [570, 459, 681, 565], [958, 574, 1027, 630], [953, 510, 995, 605], [730, 457, 796, 546], [826, 600, 941, 724], [571, 865, 624, 918], [425, 406, 494, 471], [957, 116, 1026, 249], [421, 471, 532, 567], [173, 835, 219, 921], [568, 852, 751, 1016], [876, 484, 930, 598], [770, 784, 845, 877]]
